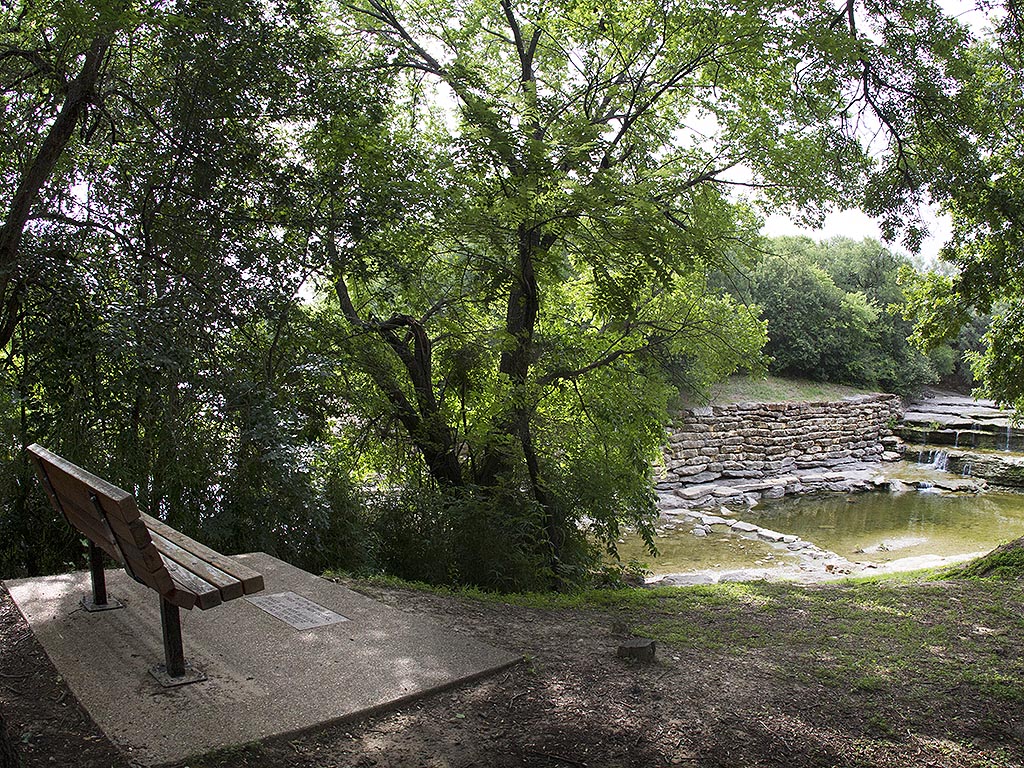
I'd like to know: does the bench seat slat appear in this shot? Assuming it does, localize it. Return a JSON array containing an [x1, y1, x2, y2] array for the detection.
[[141, 513, 264, 595], [161, 557, 220, 610], [60, 496, 172, 593], [150, 531, 244, 602]]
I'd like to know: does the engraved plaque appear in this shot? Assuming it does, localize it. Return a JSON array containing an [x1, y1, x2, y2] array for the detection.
[[246, 591, 349, 630]]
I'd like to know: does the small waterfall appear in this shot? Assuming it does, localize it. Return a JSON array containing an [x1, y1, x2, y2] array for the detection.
[[916, 429, 931, 464], [954, 431, 960, 448], [918, 449, 949, 472], [929, 450, 949, 472], [962, 462, 973, 477], [1006, 424, 1012, 452]]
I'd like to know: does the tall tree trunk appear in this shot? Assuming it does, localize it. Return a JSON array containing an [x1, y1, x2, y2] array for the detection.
[[0, 34, 111, 349], [476, 224, 564, 577]]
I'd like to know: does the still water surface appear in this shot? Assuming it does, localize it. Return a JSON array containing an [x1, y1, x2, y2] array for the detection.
[[619, 485, 1024, 576]]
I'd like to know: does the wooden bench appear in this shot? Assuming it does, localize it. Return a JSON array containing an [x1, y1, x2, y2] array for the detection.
[[26, 444, 265, 687]]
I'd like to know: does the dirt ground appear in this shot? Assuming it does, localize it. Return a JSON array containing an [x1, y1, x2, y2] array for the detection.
[[2, 574, 1023, 768]]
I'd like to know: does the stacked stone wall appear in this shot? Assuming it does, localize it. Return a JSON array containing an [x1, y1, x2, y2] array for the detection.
[[661, 394, 902, 490]]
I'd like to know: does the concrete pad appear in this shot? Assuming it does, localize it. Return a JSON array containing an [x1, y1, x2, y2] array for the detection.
[[6, 553, 518, 766]]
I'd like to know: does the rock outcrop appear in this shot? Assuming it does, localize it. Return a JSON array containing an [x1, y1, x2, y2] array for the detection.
[[897, 390, 1023, 452]]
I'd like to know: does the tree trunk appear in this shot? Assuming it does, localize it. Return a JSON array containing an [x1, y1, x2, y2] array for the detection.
[[476, 224, 564, 577], [0, 34, 110, 349], [334, 275, 464, 488]]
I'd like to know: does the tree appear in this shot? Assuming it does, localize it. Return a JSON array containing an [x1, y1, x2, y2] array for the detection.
[[289, 0, 974, 586], [0, 0, 357, 577], [0, 0, 983, 589], [740, 236, 939, 394], [900, 6, 1024, 410], [0, 0, 130, 348]]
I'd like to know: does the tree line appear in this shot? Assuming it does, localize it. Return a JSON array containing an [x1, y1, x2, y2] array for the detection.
[[731, 236, 986, 396], [0, 0, 1016, 589]]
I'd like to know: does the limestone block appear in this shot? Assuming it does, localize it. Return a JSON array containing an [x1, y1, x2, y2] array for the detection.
[[675, 484, 717, 500], [674, 463, 710, 476], [730, 520, 759, 532], [722, 469, 765, 479], [674, 440, 704, 450], [712, 486, 742, 497], [701, 514, 730, 526]]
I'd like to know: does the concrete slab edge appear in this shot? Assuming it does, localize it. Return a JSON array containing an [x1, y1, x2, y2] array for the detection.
[[151, 654, 523, 767]]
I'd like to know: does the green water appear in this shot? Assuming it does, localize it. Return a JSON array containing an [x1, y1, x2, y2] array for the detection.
[[620, 488, 1024, 575], [619, 522, 803, 573], [750, 491, 1024, 563]]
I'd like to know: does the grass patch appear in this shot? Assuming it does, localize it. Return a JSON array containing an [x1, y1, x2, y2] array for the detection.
[[951, 536, 1024, 580], [680, 374, 876, 407], [338, 570, 770, 611], [346, 571, 1024, 706]]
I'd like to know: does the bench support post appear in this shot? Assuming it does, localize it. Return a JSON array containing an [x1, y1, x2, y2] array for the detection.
[[80, 541, 123, 613], [149, 597, 206, 687]]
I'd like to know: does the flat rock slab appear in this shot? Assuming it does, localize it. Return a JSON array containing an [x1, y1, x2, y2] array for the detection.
[[6, 552, 518, 766]]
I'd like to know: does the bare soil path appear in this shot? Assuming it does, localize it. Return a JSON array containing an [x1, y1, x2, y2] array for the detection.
[[2, 573, 1023, 768]]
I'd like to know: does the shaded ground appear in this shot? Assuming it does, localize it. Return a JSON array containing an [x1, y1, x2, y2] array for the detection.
[[2, 572, 1023, 768]]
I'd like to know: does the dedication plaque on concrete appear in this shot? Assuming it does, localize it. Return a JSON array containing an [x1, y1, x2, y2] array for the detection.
[[246, 591, 349, 630]]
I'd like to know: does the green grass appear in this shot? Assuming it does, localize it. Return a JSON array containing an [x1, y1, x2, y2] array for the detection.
[[680, 374, 877, 408], [952, 537, 1024, 580], [352, 570, 1024, 710]]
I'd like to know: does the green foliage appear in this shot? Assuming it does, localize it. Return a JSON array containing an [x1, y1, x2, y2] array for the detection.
[[0, 0, 353, 577], [897, 14, 1024, 411], [366, 485, 554, 591], [297, 0, 972, 587], [734, 237, 939, 394], [951, 537, 1024, 581], [0, 0, 986, 590]]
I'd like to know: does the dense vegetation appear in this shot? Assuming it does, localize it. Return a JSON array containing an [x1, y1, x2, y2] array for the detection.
[[0, 0, 1007, 589], [737, 236, 985, 395], [900, 10, 1024, 413]]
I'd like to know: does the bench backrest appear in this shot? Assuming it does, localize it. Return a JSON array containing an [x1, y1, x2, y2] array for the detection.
[[27, 444, 175, 595]]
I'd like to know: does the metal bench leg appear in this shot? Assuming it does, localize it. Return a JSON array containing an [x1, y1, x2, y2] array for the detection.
[[80, 541, 123, 612], [149, 597, 206, 687]]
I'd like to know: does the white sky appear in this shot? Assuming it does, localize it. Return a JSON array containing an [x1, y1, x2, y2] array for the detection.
[[761, 0, 996, 265], [761, 208, 953, 264]]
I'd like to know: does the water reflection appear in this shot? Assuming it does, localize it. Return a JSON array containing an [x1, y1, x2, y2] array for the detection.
[[619, 488, 1024, 576], [750, 491, 1024, 564]]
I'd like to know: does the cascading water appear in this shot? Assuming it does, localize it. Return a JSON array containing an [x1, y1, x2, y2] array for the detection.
[[928, 449, 950, 472]]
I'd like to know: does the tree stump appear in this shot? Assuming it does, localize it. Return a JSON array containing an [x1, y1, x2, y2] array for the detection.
[[616, 637, 656, 662]]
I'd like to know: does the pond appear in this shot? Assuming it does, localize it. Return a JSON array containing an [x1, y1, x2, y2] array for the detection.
[[618, 471, 1024, 579]]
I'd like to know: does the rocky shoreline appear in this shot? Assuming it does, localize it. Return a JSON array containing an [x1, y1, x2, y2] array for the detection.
[[647, 464, 988, 586], [644, 389, 1013, 586]]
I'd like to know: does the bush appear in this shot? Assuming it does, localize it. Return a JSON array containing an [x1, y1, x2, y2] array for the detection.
[[735, 236, 940, 395], [365, 485, 554, 592]]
